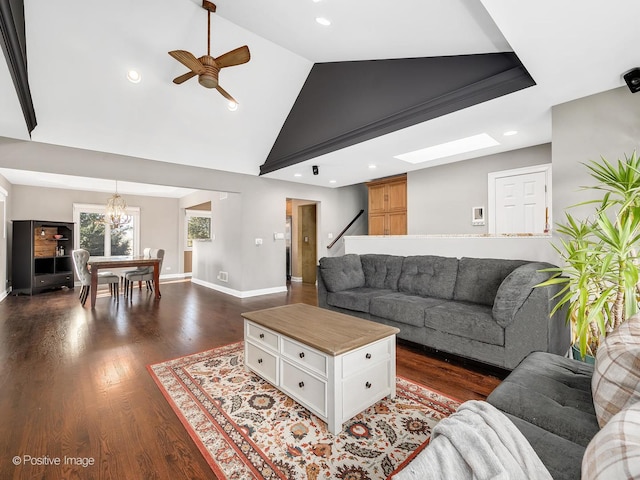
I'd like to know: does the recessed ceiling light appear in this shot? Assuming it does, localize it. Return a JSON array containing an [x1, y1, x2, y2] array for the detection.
[[394, 133, 500, 164], [368, 164, 377, 169], [312, 0, 322, 2], [329, 179, 337, 184], [316, 17, 331, 26], [294, 173, 302, 177], [503, 130, 518, 136], [227, 101, 238, 111], [126, 70, 141, 84]]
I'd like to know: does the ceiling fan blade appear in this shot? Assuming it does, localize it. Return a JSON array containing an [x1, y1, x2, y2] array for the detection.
[[216, 85, 237, 104], [168, 50, 205, 74], [215, 46, 250, 68], [173, 71, 197, 85]]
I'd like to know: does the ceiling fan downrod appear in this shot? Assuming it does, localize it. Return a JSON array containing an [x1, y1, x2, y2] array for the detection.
[[199, 1, 219, 88]]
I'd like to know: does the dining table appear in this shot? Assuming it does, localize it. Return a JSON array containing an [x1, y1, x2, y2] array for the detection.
[[87, 255, 161, 309]]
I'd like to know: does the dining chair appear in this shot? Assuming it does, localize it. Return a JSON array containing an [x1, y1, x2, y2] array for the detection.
[[120, 247, 151, 291], [72, 249, 120, 306], [124, 248, 164, 297]]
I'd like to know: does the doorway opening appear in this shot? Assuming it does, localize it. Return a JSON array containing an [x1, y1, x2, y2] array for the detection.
[[183, 201, 212, 274], [286, 198, 319, 285]]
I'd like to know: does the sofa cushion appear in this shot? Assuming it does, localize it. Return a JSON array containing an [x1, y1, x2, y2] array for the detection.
[[504, 413, 585, 480], [492, 262, 555, 328], [592, 313, 640, 427], [425, 301, 504, 346], [360, 254, 404, 290], [370, 293, 448, 328], [454, 257, 528, 306], [582, 402, 640, 480], [486, 351, 599, 447], [398, 255, 458, 299], [318, 254, 365, 292], [326, 287, 393, 313]]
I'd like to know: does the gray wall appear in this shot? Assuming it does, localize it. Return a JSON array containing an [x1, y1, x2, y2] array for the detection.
[[10, 185, 181, 276], [0, 139, 368, 294], [407, 143, 551, 234], [552, 86, 640, 223]]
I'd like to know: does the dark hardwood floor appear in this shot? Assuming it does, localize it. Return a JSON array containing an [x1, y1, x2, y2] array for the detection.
[[0, 280, 503, 479]]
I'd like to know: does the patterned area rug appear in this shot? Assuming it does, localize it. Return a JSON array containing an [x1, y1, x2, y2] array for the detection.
[[148, 342, 460, 480]]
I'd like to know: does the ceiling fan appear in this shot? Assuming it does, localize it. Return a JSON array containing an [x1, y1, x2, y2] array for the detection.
[[169, 0, 250, 105]]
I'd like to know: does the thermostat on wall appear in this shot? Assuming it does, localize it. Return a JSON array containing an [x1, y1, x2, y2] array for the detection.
[[472, 206, 485, 226]]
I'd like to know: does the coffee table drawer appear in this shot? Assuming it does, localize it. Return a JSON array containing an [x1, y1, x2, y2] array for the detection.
[[246, 321, 279, 351], [342, 336, 392, 379], [281, 360, 327, 417], [343, 361, 391, 419], [282, 338, 327, 376], [246, 342, 278, 385]]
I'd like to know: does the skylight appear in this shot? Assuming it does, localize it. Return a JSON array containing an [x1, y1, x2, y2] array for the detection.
[[394, 133, 499, 164]]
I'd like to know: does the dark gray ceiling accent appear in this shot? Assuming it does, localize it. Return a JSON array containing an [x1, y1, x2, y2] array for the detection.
[[260, 53, 534, 175], [0, 0, 37, 134]]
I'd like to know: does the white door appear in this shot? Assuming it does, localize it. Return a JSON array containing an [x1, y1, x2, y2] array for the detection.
[[491, 168, 549, 234]]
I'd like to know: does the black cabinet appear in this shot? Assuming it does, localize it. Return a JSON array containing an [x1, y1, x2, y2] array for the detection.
[[12, 220, 75, 295]]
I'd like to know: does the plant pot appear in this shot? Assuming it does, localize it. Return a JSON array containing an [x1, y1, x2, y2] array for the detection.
[[571, 344, 595, 364]]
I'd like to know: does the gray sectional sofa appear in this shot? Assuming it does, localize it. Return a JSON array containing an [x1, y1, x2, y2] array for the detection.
[[486, 351, 597, 479], [317, 253, 569, 370], [396, 314, 640, 480]]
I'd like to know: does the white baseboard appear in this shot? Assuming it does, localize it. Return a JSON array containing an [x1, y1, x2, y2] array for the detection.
[[160, 273, 190, 280], [0, 288, 9, 303], [191, 277, 287, 298], [290, 276, 303, 283]]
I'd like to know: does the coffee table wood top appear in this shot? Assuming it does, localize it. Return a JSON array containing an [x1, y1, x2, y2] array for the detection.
[[241, 303, 399, 356]]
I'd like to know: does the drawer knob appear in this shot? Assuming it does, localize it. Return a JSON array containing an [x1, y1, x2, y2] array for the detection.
[[365, 381, 372, 389], [299, 352, 305, 359], [298, 381, 304, 388], [365, 353, 372, 359], [259, 333, 265, 339], [258, 358, 263, 364]]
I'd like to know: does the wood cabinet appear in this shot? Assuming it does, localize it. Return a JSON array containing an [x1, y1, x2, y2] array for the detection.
[[367, 174, 407, 235], [12, 220, 75, 295]]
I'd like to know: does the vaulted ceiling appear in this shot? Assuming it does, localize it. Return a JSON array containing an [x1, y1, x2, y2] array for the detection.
[[1, 0, 639, 190]]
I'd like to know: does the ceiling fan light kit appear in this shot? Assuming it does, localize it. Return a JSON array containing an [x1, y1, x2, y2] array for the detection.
[[169, 1, 250, 104]]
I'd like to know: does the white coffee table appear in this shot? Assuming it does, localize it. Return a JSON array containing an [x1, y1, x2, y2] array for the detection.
[[242, 303, 400, 434]]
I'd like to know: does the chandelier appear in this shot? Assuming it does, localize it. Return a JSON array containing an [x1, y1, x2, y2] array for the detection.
[[103, 181, 131, 229]]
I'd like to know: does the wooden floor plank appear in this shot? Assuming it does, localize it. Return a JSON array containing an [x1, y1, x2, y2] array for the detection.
[[0, 280, 503, 479]]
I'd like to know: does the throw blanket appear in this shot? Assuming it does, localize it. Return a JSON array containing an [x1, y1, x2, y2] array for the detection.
[[393, 400, 552, 480]]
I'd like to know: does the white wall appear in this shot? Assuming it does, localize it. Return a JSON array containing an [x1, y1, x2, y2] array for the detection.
[[408, 144, 552, 234], [10, 185, 181, 276], [344, 235, 558, 264], [0, 173, 10, 298]]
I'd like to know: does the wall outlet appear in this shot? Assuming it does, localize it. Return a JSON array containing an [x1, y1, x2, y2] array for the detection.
[[217, 271, 229, 282], [255, 238, 263, 245], [165, 267, 171, 271]]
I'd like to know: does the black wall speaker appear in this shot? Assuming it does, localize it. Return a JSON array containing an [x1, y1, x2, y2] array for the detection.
[[624, 68, 640, 93]]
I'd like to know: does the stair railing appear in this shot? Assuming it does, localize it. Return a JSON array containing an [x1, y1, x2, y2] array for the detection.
[[327, 209, 364, 249]]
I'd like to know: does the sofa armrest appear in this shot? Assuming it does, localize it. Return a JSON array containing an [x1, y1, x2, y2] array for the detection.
[[317, 265, 329, 308], [503, 281, 570, 369], [493, 263, 556, 328]]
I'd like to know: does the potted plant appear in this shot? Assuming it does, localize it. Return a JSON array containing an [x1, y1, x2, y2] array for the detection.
[[538, 152, 640, 361]]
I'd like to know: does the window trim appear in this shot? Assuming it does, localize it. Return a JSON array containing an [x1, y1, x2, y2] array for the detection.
[[73, 203, 141, 256]]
